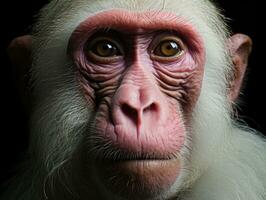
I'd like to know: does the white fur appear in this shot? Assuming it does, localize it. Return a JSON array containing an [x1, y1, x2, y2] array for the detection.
[[2, 0, 266, 199]]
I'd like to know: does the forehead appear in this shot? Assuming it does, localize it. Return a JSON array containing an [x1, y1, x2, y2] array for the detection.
[[74, 9, 190, 33], [57, 0, 205, 21], [67, 0, 197, 11]]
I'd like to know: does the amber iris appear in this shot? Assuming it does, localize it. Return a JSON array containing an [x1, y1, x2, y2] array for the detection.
[[155, 40, 183, 57], [90, 40, 121, 57]]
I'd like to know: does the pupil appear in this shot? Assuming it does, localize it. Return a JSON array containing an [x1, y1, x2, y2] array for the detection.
[[102, 43, 112, 51], [166, 45, 172, 50]]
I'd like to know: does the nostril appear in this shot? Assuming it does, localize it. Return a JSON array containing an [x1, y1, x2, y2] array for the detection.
[[121, 103, 138, 124], [120, 102, 159, 126], [143, 102, 158, 114]]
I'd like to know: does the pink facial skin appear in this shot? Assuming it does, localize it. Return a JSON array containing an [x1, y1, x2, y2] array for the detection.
[[68, 9, 205, 198]]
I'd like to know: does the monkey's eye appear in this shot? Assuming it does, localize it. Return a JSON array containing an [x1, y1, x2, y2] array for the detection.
[[87, 38, 123, 58], [153, 38, 184, 58]]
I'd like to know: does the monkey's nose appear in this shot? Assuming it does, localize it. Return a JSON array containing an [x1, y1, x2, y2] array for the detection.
[[120, 99, 159, 129], [111, 84, 165, 135]]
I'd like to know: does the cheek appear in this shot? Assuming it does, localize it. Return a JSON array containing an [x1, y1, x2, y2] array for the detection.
[[76, 57, 126, 104], [78, 75, 96, 106]]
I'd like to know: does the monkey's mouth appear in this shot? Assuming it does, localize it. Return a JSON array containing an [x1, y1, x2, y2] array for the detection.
[[89, 137, 180, 162], [94, 154, 181, 199]]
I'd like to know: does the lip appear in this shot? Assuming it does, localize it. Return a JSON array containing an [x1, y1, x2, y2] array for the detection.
[[96, 158, 181, 198]]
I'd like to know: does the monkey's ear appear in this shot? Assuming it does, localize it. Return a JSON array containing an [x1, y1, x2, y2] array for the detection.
[[8, 35, 33, 114], [227, 34, 252, 103]]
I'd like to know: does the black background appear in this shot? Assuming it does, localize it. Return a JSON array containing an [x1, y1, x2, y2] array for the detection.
[[0, 0, 263, 190]]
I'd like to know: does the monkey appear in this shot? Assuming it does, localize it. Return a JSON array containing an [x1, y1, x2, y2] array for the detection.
[[2, 0, 266, 200]]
